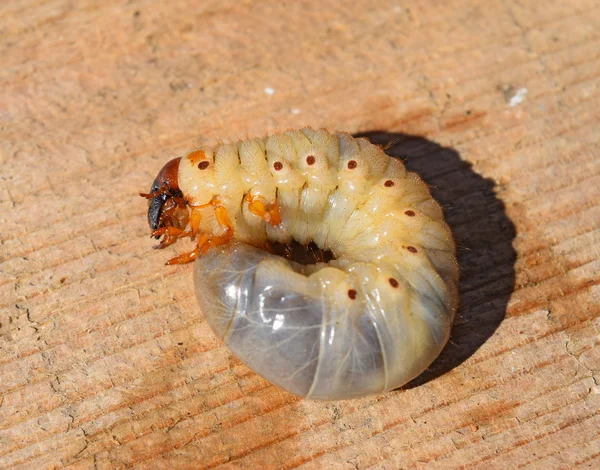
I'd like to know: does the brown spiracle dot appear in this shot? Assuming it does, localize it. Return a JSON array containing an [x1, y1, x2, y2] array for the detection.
[[389, 278, 399, 288], [198, 161, 210, 170], [404, 210, 415, 217], [406, 246, 418, 253], [306, 155, 316, 165], [347, 160, 357, 169], [273, 161, 283, 171], [347, 289, 357, 300], [384, 180, 394, 187]]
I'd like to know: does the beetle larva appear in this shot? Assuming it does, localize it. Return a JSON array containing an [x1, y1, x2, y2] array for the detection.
[[142, 128, 459, 400]]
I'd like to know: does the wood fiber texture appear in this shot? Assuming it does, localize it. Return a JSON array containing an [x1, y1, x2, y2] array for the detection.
[[1, 0, 599, 468]]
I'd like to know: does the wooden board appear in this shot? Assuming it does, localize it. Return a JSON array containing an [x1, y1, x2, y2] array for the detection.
[[1, 0, 599, 468]]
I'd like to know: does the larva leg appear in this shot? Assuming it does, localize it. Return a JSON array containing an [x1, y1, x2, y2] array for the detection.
[[147, 196, 191, 249], [151, 226, 187, 249], [166, 234, 208, 265], [166, 205, 234, 265], [188, 206, 203, 239], [200, 206, 235, 252], [157, 202, 206, 249], [245, 193, 281, 225]]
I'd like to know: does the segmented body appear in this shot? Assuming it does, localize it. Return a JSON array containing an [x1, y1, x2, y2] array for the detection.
[[154, 128, 459, 400]]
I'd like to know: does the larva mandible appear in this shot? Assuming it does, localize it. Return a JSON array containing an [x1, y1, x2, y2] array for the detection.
[[142, 128, 459, 400]]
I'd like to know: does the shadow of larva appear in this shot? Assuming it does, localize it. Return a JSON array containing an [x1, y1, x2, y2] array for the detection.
[[355, 131, 517, 388]]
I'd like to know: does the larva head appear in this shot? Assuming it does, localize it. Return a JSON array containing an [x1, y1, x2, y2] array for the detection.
[[144, 157, 189, 232]]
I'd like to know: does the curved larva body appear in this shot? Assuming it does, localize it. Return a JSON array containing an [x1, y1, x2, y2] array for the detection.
[[173, 129, 458, 400]]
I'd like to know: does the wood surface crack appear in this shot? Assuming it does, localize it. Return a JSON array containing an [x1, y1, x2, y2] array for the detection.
[[564, 339, 600, 386]]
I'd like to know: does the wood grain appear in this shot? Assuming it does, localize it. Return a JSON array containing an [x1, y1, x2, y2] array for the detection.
[[1, 0, 599, 468]]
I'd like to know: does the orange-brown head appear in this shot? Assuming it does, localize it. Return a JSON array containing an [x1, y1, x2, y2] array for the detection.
[[142, 157, 189, 233]]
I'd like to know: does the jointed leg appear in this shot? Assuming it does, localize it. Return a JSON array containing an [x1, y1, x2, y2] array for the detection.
[[245, 193, 281, 225], [151, 226, 187, 249], [166, 204, 234, 265], [165, 233, 209, 265], [197, 206, 234, 254]]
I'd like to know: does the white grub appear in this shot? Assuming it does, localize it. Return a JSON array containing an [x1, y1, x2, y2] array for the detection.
[[172, 129, 459, 400]]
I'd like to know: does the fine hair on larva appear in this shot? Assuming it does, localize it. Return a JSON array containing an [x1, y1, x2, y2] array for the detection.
[[143, 127, 459, 400]]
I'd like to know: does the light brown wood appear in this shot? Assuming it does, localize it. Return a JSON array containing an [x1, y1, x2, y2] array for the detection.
[[1, 0, 599, 468]]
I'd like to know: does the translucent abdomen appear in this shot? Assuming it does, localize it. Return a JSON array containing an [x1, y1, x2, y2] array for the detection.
[[194, 242, 456, 400]]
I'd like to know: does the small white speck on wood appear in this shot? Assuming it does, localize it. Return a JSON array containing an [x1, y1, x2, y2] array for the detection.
[[508, 87, 528, 107]]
